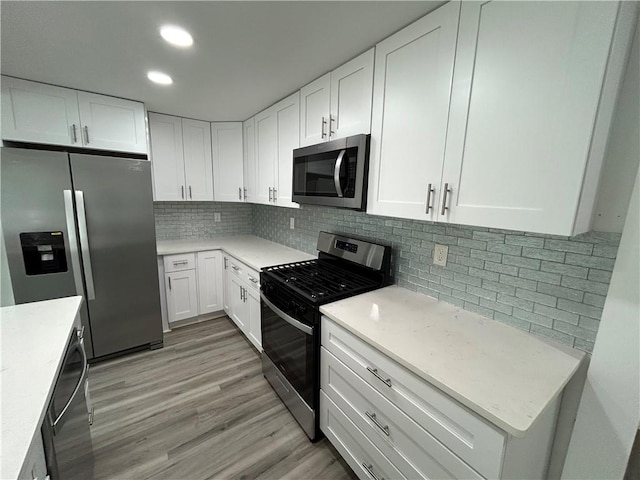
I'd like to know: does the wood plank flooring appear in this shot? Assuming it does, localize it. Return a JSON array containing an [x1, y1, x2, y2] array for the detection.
[[87, 317, 358, 480]]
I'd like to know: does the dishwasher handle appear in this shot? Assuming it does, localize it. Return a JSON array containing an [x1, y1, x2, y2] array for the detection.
[[50, 334, 89, 435]]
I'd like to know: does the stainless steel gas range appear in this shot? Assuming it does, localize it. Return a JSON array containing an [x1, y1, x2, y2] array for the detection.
[[260, 232, 392, 441]]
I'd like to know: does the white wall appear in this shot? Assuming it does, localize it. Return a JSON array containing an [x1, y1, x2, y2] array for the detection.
[[592, 12, 640, 232], [562, 167, 640, 477]]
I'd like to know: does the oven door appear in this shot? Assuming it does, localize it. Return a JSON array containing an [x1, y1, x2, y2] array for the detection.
[[292, 134, 369, 210], [261, 292, 315, 409]]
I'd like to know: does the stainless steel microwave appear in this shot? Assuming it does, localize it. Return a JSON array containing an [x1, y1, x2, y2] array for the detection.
[[292, 134, 370, 211]]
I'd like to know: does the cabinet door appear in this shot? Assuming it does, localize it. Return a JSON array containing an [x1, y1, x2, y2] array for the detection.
[[441, 1, 618, 235], [1, 76, 81, 147], [149, 112, 186, 201], [367, 2, 459, 221], [77, 91, 147, 153], [246, 286, 262, 351], [299, 73, 330, 147], [274, 92, 300, 209], [254, 107, 277, 205], [166, 270, 198, 323], [243, 117, 257, 202], [197, 251, 223, 314], [212, 122, 244, 202], [182, 118, 214, 201], [229, 275, 248, 333], [330, 48, 374, 140]]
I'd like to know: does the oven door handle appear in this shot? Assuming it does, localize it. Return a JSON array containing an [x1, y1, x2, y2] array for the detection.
[[333, 149, 345, 198], [261, 292, 313, 336]]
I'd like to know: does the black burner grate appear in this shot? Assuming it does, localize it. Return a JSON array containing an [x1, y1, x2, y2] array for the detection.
[[263, 260, 380, 303]]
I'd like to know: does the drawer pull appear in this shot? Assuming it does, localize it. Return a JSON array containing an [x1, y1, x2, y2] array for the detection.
[[231, 265, 240, 271], [366, 366, 392, 387], [361, 463, 384, 480], [248, 276, 258, 284], [365, 411, 390, 436], [172, 260, 189, 266]]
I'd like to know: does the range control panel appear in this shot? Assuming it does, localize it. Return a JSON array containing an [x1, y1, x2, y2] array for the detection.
[[335, 240, 358, 254]]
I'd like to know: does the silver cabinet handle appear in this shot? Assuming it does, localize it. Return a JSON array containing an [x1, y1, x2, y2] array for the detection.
[[71, 124, 78, 143], [333, 150, 345, 198], [321, 116, 327, 139], [75, 191, 96, 301], [50, 335, 88, 434], [361, 463, 384, 480], [224, 257, 228, 269], [181, 186, 185, 199], [366, 366, 392, 387], [365, 411, 390, 436], [189, 185, 192, 199], [239, 187, 242, 200], [425, 183, 435, 214], [441, 182, 451, 216], [243, 187, 247, 200], [260, 292, 313, 335], [172, 260, 189, 266], [83, 125, 90, 144], [329, 114, 336, 137], [273, 187, 277, 201], [269, 187, 273, 202], [248, 276, 258, 284], [231, 265, 240, 271], [168, 276, 172, 290], [63, 190, 84, 296], [243, 287, 247, 302]]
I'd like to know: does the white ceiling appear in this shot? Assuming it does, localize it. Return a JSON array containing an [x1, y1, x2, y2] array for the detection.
[[1, 1, 445, 121]]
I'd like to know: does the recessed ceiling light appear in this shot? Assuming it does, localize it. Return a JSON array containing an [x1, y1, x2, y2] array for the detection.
[[147, 71, 173, 85], [160, 25, 193, 48]]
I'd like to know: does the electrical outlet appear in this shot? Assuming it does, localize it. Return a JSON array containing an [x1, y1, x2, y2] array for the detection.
[[433, 244, 448, 267], [214, 212, 221, 222], [290, 217, 295, 229]]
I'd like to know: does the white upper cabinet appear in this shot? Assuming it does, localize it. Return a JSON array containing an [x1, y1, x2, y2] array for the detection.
[[1, 76, 81, 147], [149, 113, 213, 201], [182, 118, 214, 201], [274, 92, 300, 208], [243, 117, 257, 203], [440, 1, 621, 235], [1, 76, 147, 154], [254, 92, 300, 208], [300, 73, 331, 146], [149, 113, 185, 201], [212, 122, 244, 202], [299, 49, 374, 147], [76, 91, 147, 154], [254, 108, 277, 205], [330, 49, 374, 140], [368, 2, 460, 221]]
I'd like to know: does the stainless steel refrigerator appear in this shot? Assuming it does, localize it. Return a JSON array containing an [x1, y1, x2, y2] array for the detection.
[[1, 147, 163, 359]]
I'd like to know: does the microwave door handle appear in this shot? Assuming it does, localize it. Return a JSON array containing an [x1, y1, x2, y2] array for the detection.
[[334, 149, 345, 198]]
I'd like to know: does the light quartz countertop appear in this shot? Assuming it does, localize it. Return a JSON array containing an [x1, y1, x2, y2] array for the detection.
[[156, 236, 314, 270], [0, 296, 83, 480], [319, 285, 585, 437]]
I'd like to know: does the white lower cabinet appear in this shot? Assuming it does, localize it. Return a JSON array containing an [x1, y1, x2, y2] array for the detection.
[[162, 251, 224, 325], [223, 254, 262, 351], [320, 317, 559, 480]]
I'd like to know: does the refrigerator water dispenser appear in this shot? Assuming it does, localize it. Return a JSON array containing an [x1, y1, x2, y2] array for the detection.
[[20, 231, 68, 275]]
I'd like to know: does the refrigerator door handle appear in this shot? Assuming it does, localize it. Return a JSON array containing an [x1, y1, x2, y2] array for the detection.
[[75, 190, 96, 300], [63, 190, 85, 296]]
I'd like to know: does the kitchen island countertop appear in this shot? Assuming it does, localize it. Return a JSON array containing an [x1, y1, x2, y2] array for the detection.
[[320, 285, 585, 437], [1, 296, 83, 480]]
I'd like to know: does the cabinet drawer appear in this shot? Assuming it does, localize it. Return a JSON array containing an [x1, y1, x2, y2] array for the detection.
[[227, 255, 260, 291], [164, 253, 196, 272], [321, 317, 505, 479], [322, 348, 483, 480], [320, 391, 406, 480], [243, 266, 260, 291]]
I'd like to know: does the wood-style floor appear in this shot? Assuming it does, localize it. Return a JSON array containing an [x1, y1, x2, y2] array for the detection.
[[88, 317, 357, 480]]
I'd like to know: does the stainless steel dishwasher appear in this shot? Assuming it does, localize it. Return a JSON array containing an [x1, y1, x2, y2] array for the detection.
[[41, 326, 94, 479]]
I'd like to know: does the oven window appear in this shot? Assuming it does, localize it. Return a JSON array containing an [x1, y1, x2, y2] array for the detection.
[[293, 147, 358, 199], [261, 301, 315, 408]]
